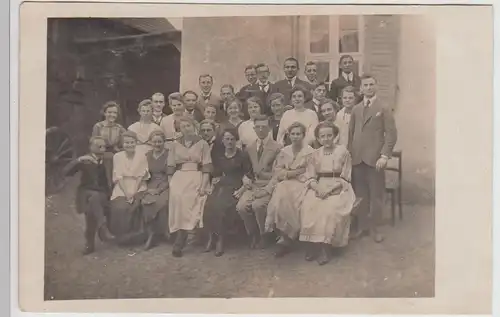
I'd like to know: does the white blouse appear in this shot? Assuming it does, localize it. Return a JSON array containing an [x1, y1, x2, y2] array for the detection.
[[276, 108, 319, 146], [111, 151, 150, 200]]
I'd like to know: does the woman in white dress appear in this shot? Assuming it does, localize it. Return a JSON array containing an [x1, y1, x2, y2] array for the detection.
[[108, 131, 150, 244], [276, 86, 319, 147], [128, 99, 162, 155], [300, 121, 356, 265], [265, 122, 316, 257], [167, 116, 212, 257]]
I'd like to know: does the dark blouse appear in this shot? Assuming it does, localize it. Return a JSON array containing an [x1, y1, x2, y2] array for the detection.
[[212, 149, 254, 189]]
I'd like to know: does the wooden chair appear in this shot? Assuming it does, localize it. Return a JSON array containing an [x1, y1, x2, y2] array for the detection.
[[385, 150, 403, 226]]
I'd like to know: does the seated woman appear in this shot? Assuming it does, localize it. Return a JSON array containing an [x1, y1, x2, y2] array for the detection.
[[92, 101, 127, 186], [203, 128, 253, 257], [167, 116, 212, 257], [300, 122, 356, 265], [128, 99, 162, 155], [141, 130, 170, 250], [108, 131, 150, 244], [276, 86, 319, 147], [265, 122, 315, 258]]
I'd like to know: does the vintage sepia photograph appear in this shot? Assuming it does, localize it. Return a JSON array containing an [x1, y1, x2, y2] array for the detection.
[[42, 12, 436, 301]]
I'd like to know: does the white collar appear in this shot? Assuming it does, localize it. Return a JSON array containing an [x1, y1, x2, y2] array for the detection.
[[287, 76, 297, 86], [256, 133, 271, 146], [201, 91, 212, 98], [258, 80, 269, 86], [363, 95, 377, 106], [342, 72, 354, 81]]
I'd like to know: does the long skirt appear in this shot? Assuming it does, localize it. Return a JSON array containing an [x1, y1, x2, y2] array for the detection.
[[141, 188, 169, 236], [108, 191, 147, 243], [265, 179, 309, 239], [203, 183, 239, 235], [299, 178, 355, 247], [168, 170, 207, 233]]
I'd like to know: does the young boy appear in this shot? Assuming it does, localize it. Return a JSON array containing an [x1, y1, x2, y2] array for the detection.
[[348, 75, 397, 243], [335, 85, 357, 146], [63, 136, 115, 255]]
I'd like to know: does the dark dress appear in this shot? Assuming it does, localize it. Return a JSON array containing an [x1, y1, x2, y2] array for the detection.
[[203, 149, 254, 235], [141, 150, 169, 235]]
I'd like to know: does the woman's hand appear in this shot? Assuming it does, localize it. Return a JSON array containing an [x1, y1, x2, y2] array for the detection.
[[252, 189, 268, 199], [277, 170, 288, 181], [233, 187, 244, 199]]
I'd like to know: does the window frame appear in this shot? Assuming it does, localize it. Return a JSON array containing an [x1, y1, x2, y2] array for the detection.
[[304, 15, 365, 84]]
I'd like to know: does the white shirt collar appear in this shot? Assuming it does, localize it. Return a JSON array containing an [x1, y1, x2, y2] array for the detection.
[[258, 80, 269, 86], [256, 133, 271, 147], [363, 95, 377, 107], [287, 76, 297, 87], [342, 72, 354, 82], [201, 91, 212, 99]]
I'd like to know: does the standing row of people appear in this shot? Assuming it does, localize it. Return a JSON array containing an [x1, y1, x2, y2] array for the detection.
[[65, 56, 397, 267]]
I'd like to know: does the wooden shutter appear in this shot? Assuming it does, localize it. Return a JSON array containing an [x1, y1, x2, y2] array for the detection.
[[363, 15, 400, 110]]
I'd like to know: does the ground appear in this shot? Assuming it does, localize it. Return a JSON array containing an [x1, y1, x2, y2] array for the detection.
[[44, 175, 434, 300]]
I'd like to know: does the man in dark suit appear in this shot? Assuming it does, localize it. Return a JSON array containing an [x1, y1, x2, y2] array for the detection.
[[63, 136, 116, 255], [304, 61, 319, 91], [182, 91, 205, 123], [274, 57, 311, 105], [197, 74, 222, 111], [348, 74, 398, 243], [305, 82, 328, 120], [328, 55, 362, 104], [151, 92, 172, 126], [237, 64, 260, 104], [217, 84, 237, 121], [254, 63, 278, 116], [236, 115, 282, 249]]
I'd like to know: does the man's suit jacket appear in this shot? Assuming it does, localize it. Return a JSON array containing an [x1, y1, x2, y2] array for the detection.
[[246, 137, 282, 188], [185, 107, 205, 123], [304, 99, 322, 121], [328, 74, 362, 104], [274, 78, 312, 105], [197, 92, 222, 111], [237, 83, 260, 103], [348, 98, 398, 167]]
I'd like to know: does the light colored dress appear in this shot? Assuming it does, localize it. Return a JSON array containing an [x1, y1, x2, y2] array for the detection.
[[276, 108, 319, 146], [128, 121, 162, 155], [167, 137, 213, 233], [300, 145, 356, 247], [334, 108, 352, 146], [264, 144, 316, 239], [109, 151, 150, 238]]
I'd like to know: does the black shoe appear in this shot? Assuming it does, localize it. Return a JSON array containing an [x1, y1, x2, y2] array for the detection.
[[305, 244, 318, 261], [204, 233, 215, 253], [317, 245, 331, 266], [82, 245, 94, 256], [215, 234, 224, 257], [172, 246, 183, 258], [97, 225, 116, 242], [274, 244, 290, 258]]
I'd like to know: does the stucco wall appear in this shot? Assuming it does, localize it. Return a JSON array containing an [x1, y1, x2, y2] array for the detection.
[[396, 15, 436, 203], [180, 16, 295, 92]]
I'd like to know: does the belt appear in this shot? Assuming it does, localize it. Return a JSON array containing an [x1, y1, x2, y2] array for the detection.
[[317, 172, 341, 178], [177, 162, 201, 171]]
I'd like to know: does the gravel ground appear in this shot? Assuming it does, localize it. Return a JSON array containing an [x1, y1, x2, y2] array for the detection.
[[44, 175, 435, 300]]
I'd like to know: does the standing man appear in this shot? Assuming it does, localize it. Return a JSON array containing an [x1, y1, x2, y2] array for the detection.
[[274, 57, 311, 105], [304, 61, 319, 91], [198, 74, 221, 111], [328, 55, 362, 104], [218, 84, 237, 122], [348, 74, 397, 243], [182, 91, 205, 122], [237, 64, 260, 104], [254, 63, 277, 115], [151, 92, 171, 126], [305, 82, 328, 119], [62, 136, 116, 255], [236, 115, 282, 249]]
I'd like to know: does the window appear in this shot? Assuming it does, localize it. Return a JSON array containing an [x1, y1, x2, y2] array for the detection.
[[304, 15, 364, 83]]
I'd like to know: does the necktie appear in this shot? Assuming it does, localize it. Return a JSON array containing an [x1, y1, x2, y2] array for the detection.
[[257, 141, 264, 160], [363, 99, 371, 119], [260, 85, 266, 92], [288, 80, 292, 87]]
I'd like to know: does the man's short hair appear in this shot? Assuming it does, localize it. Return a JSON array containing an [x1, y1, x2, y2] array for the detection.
[[360, 73, 377, 83], [198, 74, 213, 82], [284, 57, 299, 67], [220, 84, 235, 93], [253, 114, 270, 124], [305, 61, 317, 68], [244, 64, 257, 72]]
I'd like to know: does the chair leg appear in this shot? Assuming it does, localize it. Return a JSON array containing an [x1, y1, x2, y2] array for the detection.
[[390, 191, 396, 227], [398, 188, 403, 221]]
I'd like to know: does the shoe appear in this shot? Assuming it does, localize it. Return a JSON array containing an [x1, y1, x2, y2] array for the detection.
[[215, 234, 224, 257], [373, 232, 385, 243], [144, 233, 155, 251], [274, 244, 290, 258], [349, 229, 369, 241], [317, 245, 331, 266], [305, 244, 318, 261], [97, 225, 115, 242], [249, 234, 259, 249], [172, 245, 183, 257], [204, 233, 215, 253], [82, 244, 95, 256]]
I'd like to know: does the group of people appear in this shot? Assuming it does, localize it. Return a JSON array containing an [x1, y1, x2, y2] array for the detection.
[[63, 55, 398, 266]]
